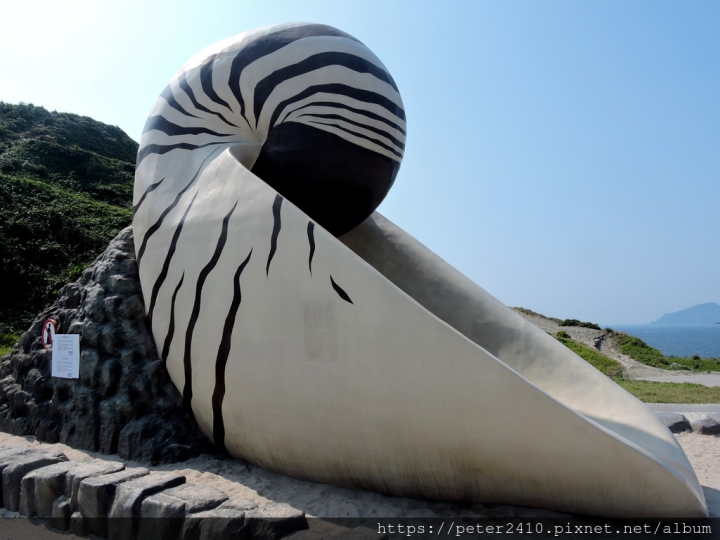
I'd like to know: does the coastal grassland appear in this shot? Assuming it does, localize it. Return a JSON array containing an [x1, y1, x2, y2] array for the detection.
[[613, 332, 671, 368], [668, 356, 720, 372], [615, 379, 720, 404], [612, 331, 720, 372], [555, 334, 624, 378], [555, 333, 720, 403]]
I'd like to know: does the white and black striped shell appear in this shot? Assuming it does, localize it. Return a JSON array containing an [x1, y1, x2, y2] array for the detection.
[[133, 23, 708, 518], [133, 21, 411, 478]]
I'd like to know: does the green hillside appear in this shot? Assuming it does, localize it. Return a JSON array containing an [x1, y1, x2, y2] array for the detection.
[[0, 102, 136, 334]]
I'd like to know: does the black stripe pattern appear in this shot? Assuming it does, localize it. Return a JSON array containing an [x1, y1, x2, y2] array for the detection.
[[307, 222, 316, 275], [266, 195, 283, 276], [212, 249, 253, 456], [161, 273, 185, 367], [133, 177, 165, 216], [136, 146, 222, 264], [146, 191, 199, 327], [330, 275, 354, 304], [182, 201, 239, 416]]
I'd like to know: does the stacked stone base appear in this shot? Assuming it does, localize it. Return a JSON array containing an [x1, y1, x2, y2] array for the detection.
[[0, 445, 308, 540]]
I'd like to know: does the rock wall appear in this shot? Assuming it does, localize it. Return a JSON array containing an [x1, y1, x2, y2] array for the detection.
[[0, 227, 215, 464]]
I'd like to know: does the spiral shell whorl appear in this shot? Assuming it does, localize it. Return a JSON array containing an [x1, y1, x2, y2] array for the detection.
[[134, 22, 405, 239]]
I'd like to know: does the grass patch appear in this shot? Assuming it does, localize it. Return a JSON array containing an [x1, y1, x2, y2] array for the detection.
[[615, 379, 720, 404], [0, 332, 19, 356], [667, 356, 720, 372], [555, 334, 624, 379]]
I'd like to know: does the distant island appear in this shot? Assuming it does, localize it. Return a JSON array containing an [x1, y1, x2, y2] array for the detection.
[[652, 302, 720, 325]]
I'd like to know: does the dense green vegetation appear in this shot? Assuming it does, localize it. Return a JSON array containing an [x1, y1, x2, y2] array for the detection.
[[0, 102, 136, 334], [0, 102, 136, 210], [558, 318, 601, 330], [0, 174, 131, 328]]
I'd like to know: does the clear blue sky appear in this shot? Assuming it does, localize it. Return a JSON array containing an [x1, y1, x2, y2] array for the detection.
[[2, 1, 718, 324]]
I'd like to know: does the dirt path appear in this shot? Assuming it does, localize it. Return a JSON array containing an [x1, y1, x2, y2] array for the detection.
[[512, 309, 696, 379]]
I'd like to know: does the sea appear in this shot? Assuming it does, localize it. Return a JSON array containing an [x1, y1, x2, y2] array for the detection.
[[609, 324, 720, 358]]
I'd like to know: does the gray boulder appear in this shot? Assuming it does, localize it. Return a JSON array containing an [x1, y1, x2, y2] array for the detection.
[[70, 510, 88, 537], [217, 498, 257, 512], [658, 413, 692, 433], [691, 416, 720, 435]]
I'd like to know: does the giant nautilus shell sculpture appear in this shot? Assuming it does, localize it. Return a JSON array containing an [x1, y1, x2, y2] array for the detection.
[[133, 23, 707, 518]]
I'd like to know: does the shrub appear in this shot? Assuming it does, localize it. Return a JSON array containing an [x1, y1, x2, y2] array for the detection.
[[559, 318, 601, 330]]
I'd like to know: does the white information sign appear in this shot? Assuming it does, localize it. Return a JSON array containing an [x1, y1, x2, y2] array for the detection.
[[51, 334, 80, 379]]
